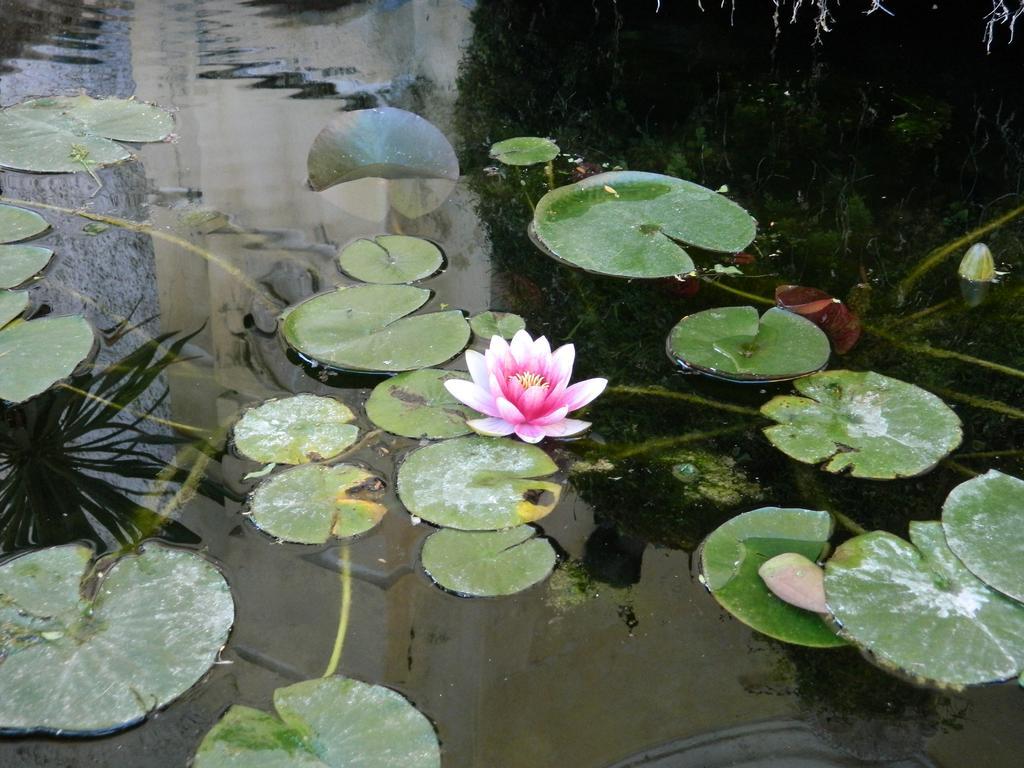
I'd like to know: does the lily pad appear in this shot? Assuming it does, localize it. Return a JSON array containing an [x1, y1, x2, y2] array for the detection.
[[700, 507, 845, 648], [193, 676, 440, 768], [233, 394, 359, 465], [761, 370, 963, 479], [281, 285, 470, 373], [531, 171, 756, 278], [668, 306, 830, 382], [365, 368, 474, 439], [337, 235, 443, 284], [0, 291, 28, 328], [0, 542, 234, 735], [307, 107, 459, 191], [942, 470, 1024, 603], [0, 245, 53, 288], [248, 464, 386, 544], [0, 95, 173, 173], [0, 203, 48, 243], [489, 136, 560, 166], [825, 521, 1024, 687], [421, 526, 556, 597], [0, 315, 95, 403], [397, 436, 562, 530], [468, 311, 526, 340]]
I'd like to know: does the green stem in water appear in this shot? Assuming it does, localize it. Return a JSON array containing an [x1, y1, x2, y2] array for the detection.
[[590, 425, 749, 461], [605, 384, 761, 416], [831, 509, 868, 537], [323, 544, 352, 678], [544, 159, 556, 191]]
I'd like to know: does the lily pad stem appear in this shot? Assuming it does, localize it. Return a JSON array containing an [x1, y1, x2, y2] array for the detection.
[[606, 384, 761, 416], [323, 544, 352, 678], [830, 509, 868, 536], [590, 425, 749, 460], [544, 160, 556, 191]]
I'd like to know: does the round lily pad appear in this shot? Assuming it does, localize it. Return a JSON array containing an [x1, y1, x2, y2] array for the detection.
[[531, 171, 756, 278], [825, 521, 1024, 687], [248, 464, 386, 544], [700, 506, 845, 648], [0, 203, 48, 244], [468, 311, 526, 340], [668, 306, 830, 382], [337, 235, 443, 284], [761, 370, 963, 479], [397, 436, 562, 530], [421, 526, 557, 597], [233, 394, 359, 465], [281, 284, 470, 373], [0, 542, 234, 735], [365, 368, 474, 439], [489, 136, 560, 166], [0, 315, 95, 403], [193, 676, 440, 768], [0, 245, 53, 288], [0, 291, 28, 328], [942, 470, 1024, 603], [0, 95, 173, 173], [307, 106, 459, 191]]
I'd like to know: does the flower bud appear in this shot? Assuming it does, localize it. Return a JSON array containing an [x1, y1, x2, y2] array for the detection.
[[958, 242, 995, 307]]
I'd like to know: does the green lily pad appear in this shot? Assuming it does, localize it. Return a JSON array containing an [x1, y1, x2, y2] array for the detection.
[[825, 521, 1024, 687], [489, 136, 560, 166], [0, 245, 53, 288], [942, 470, 1024, 603], [468, 311, 526, 340], [668, 306, 830, 382], [0, 542, 234, 735], [0, 291, 28, 328], [0, 315, 95, 403], [248, 464, 386, 544], [397, 436, 562, 530], [307, 106, 458, 191], [233, 394, 359, 465], [761, 370, 963, 479], [281, 285, 470, 373], [421, 526, 557, 597], [700, 507, 845, 648], [365, 369, 474, 439], [193, 676, 440, 768], [531, 171, 756, 278], [337, 235, 443, 284], [0, 95, 173, 173], [0, 203, 48, 243]]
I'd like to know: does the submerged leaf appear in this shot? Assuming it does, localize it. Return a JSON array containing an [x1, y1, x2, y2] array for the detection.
[[421, 526, 556, 597], [233, 394, 359, 465], [489, 136, 559, 166], [365, 368, 474, 439], [0, 315, 95, 403]]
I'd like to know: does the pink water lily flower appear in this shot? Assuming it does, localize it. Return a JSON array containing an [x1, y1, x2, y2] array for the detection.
[[445, 330, 607, 443]]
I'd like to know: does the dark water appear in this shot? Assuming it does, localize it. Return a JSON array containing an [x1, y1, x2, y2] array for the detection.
[[1, 0, 1023, 766]]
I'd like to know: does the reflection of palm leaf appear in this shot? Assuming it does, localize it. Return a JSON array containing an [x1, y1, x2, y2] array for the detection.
[[0, 330, 230, 554]]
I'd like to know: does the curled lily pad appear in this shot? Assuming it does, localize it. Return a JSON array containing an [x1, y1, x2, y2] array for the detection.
[[233, 394, 359, 465], [337, 235, 443, 284], [489, 136, 559, 166], [761, 370, 963, 479], [421, 526, 556, 597], [942, 470, 1024, 603], [193, 676, 440, 768], [0, 245, 53, 288], [775, 285, 862, 354], [0, 315, 95, 403], [0, 291, 28, 328], [468, 311, 526, 340], [307, 107, 459, 191], [825, 522, 1024, 687], [365, 368, 474, 439], [700, 507, 844, 648], [0, 95, 173, 173], [0, 203, 48, 243], [397, 436, 562, 530], [281, 285, 470, 373], [248, 464, 386, 544], [668, 306, 830, 382], [0, 543, 234, 735], [531, 171, 756, 278], [758, 552, 828, 614]]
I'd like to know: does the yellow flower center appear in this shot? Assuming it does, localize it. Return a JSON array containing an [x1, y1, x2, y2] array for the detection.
[[510, 371, 548, 389]]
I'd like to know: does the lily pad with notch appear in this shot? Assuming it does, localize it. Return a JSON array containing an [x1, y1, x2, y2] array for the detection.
[[0, 245, 53, 288], [192, 676, 440, 768], [489, 136, 559, 166], [0, 542, 234, 735], [337, 235, 443, 284], [700, 506, 845, 648], [0, 315, 95, 403], [0, 203, 49, 243], [421, 526, 556, 597], [233, 394, 359, 465], [468, 311, 526, 340], [397, 436, 562, 530], [531, 171, 756, 278], [281, 284, 470, 373], [825, 521, 1024, 687], [761, 370, 962, 479], [668, 305, 831, 382], [365, 368, 474, 439]]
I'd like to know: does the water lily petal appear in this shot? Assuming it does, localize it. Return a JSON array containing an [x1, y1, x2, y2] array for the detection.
[[532, 406, 568, 426], [514, 422, 546, 443], [466, 417, 516, 437], [509, 328, 534, 367], [540, 418, 591, 438], [496, 396, 526, 425], [530, 335, 552, 371], [548, 343, 575, 387], [563, 378, 608, 411], [465, 349, 490, 390], [445, 380, 500, 417], [519, 384, 549, 419]]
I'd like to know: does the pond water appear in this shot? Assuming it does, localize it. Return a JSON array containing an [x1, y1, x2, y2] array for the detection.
[[1, 0, 1023, 766]]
